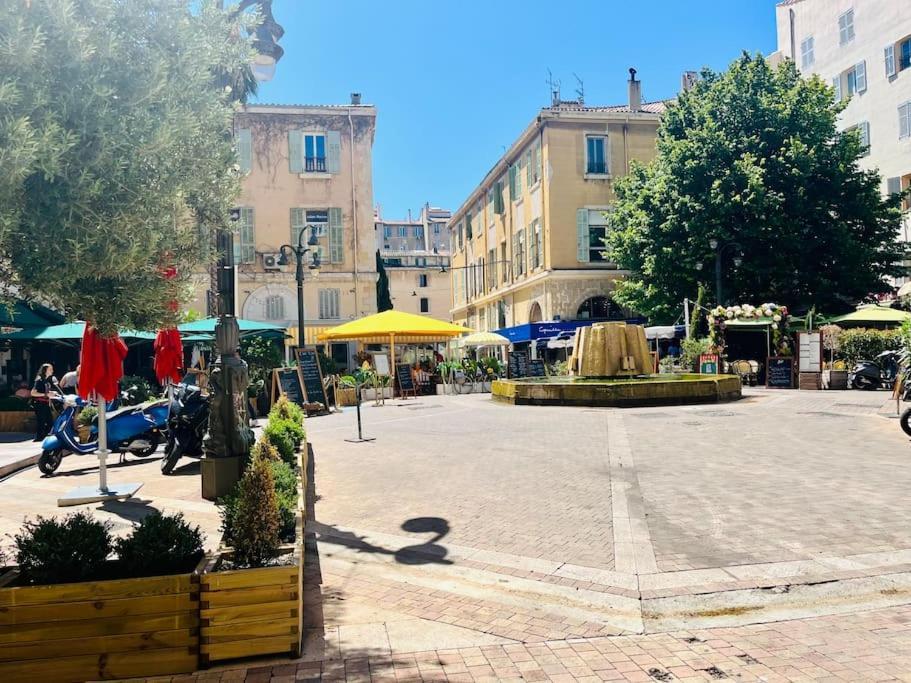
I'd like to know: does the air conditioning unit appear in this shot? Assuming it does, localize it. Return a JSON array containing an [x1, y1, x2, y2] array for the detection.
[[262, 253, 283, 270]]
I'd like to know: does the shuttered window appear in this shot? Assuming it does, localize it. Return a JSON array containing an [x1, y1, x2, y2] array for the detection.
[[328, 207, 344, 263], [237, 128, 252, 173], [586, 136, 607, 174], [800, 37, 815, 69], [576, 209, 589, 262], [886, 45, 897, 78], [265, 295, 284, 321], [513, 229, 525, 276], [838, 9, 854, 46], [318, 289, 340, 319], [900, 102, 911, 140], [531, 141, 542, 184], [233, 207, 255, 264], [289, 131, 341, 173], [494, 180, 505, 214], [529, 219, 543, 270], [508, 165, 518, 201]]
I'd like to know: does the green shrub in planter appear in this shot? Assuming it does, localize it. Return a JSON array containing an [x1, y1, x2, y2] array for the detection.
[[228, 455, 281, 567], [269, 460, 298, 541], [15, 512, 113, 585], [262, 421, 296, 465], [269, 395, 305, 424], [270, 415, 304, 448], [115, 512, 204, 577], [838, 328, 902, 366]]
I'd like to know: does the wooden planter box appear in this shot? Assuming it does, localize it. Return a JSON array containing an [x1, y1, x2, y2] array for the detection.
[[0, 564, 203, 682], [200, 441, 307, 666], [0, 411, 34, 433], [336, 386, 357, 407]]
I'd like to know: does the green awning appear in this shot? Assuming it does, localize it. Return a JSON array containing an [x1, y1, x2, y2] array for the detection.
[[0, 300, 65, 329], [0, 322, 155, 343], [177, 317, 287, 340]]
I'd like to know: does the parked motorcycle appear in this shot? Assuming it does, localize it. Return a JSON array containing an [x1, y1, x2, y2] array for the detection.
[[38, 394, 169, 475], [161, 383, 210, 475], [849, 350, 901, 391]]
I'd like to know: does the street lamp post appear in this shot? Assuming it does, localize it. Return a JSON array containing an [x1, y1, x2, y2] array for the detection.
[[278, 226, 321, 348], [708, 238, 742, 305]]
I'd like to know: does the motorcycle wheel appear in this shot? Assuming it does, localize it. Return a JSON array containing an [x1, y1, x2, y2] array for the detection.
[[38, 449, 63, 475], [901, 408, 911, 437], [853, 376, 878, 391], [131, 431, 160, 458], [161, 435, 184, 475]]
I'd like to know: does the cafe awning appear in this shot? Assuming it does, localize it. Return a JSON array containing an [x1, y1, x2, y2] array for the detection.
[[829, 304, 911, 327], [317, 310, 471, 345], [0, 321, 155, 345], [177, 317, 288, 339]]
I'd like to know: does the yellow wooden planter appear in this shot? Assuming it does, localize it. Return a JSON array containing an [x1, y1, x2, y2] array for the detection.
[[336, 386, 357, 407], [0, 564, 203, 682], [0, 411, 34, 433], [200, 440, 308, 666]]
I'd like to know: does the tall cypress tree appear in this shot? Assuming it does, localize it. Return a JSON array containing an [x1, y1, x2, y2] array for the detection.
[[376, 250, 393, 312]]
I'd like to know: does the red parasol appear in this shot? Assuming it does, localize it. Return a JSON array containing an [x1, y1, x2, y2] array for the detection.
[[79, 326, 129, 401], [154, 327, 184, 385]]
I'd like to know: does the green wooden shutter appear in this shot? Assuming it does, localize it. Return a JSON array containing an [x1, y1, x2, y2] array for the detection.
[[577, 209, 589, 262], [289, 130, 303, 173], [534, 141, 542, 182], [290, 208, 305, 243], [494, 181, 504, 214], [328, 207, 343, 263], [508, 166, 517, 200], [234, 207, 255, 264], [327, 131, 341, 173], [237, 128, 252, 173], [525, 150, 532, 185]]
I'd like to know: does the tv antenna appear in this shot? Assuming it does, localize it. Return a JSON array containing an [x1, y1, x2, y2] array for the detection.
[[546, 69, 561, 106], [573, 73, 584, 104]]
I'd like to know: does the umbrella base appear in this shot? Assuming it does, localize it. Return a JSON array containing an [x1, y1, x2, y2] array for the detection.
[[58, 482, 143, 507]]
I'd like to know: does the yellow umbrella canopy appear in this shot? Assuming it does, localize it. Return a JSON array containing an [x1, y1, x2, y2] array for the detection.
[[317, 310, 471, 344], [459, 331, 511, 347]]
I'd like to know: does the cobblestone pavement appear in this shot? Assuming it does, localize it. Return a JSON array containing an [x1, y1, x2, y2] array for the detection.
[[143, 603, 911, 681]]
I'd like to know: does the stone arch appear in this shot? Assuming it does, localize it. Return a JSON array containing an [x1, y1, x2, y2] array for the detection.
[[242, 284, 296, 325], [576, 294, 626, 321], [528, 301, 543, 323]]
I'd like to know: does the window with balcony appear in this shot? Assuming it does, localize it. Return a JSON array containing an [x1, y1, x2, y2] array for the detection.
[[800, 37, 815, 69], [303, 134, 326, 172], [838, 9, 855, 46], [586, 136, 607, 175]]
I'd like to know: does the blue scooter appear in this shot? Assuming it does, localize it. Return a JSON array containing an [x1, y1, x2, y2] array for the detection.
[[39, 394, 169, 475]]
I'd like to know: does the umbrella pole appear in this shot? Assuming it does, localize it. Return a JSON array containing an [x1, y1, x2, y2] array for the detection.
[[97, 391, 109, 493]]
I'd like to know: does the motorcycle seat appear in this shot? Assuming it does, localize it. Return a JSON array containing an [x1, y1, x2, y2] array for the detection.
[[99, 405, 144, 422]]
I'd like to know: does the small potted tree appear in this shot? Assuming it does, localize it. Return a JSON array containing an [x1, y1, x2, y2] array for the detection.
[[820, 324, 847, 389]]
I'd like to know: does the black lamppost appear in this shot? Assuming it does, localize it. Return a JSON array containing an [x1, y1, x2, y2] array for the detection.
[[697, 239, 743, 305], [278, 226, 321, 348]]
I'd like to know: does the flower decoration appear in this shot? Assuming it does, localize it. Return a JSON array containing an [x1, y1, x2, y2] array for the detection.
[[707, 302, 792, 355]]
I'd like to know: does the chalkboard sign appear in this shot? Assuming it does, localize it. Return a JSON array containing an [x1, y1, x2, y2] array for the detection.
[[395, 363, 415, 396], [528, 359, 546, 378], [767, 356, 794, 389], [507, 350, 529, 378], [295, 348, 327, 406], [271, 367, 305, 407]]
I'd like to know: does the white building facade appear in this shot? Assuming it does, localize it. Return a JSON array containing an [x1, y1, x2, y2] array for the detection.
[[773, 0, 911, 249]]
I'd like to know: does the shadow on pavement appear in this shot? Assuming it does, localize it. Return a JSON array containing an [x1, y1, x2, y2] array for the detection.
[[309, 516, 453, 566], [42, 454, 157, 478], [99, 497, 161, 523]]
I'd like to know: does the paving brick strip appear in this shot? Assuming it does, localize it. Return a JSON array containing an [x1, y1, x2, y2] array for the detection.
[[135, 603, 911, 681]]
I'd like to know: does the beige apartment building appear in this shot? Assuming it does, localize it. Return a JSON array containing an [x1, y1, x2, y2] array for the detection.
[[449, 71, 665, 343], [189, 98, 378, 368], [773, 0, 911, 249], [375, 205, 452, 322]]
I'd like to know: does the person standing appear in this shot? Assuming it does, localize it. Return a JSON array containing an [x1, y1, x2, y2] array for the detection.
[[59, 364, 80, 395], [30, 363, 60, 441]]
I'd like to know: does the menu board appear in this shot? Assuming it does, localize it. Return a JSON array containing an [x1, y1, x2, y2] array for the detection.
[[295, 348, 327, 406], [272, 367, 305, 407], [507, 350, 529, 379], [528, 359, 546, 378], [396, 363, 415, 394], [767, 356, 794, 388]]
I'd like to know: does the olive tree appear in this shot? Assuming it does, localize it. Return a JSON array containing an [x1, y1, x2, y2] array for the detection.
[[0, 0, 256, 335]]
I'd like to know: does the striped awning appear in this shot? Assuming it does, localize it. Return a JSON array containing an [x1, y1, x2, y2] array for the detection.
[[285, 326, 333, 347]]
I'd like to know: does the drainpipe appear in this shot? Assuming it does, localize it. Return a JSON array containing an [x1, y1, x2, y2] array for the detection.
[[348, 108, 359, 316]]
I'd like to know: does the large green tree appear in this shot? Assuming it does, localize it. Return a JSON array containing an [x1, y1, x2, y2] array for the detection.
[[608, 53, 907, 323], [0, 0, 256, 335]]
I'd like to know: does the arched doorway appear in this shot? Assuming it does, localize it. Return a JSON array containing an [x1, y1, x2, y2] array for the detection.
[[576, 296, 624, 321], [528, 302, 543, 323]]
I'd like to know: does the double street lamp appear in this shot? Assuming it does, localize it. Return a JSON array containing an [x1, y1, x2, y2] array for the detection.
[[697, 238, 743, 305], [278, 226, 321, 348]]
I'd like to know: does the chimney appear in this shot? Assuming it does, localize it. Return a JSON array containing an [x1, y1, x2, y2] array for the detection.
[[350, 92, 362, 105], [628, 68, 641, 112]]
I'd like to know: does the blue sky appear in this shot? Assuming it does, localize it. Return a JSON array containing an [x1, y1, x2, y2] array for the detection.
[[255, 0, 779, 219]]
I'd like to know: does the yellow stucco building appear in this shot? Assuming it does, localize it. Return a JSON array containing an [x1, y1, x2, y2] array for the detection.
[[188, 98, 378, 369], [448, 71, 666, 347]]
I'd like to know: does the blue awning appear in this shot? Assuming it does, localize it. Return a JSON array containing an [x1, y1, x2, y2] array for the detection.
[[495, 318, 647, 344]]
